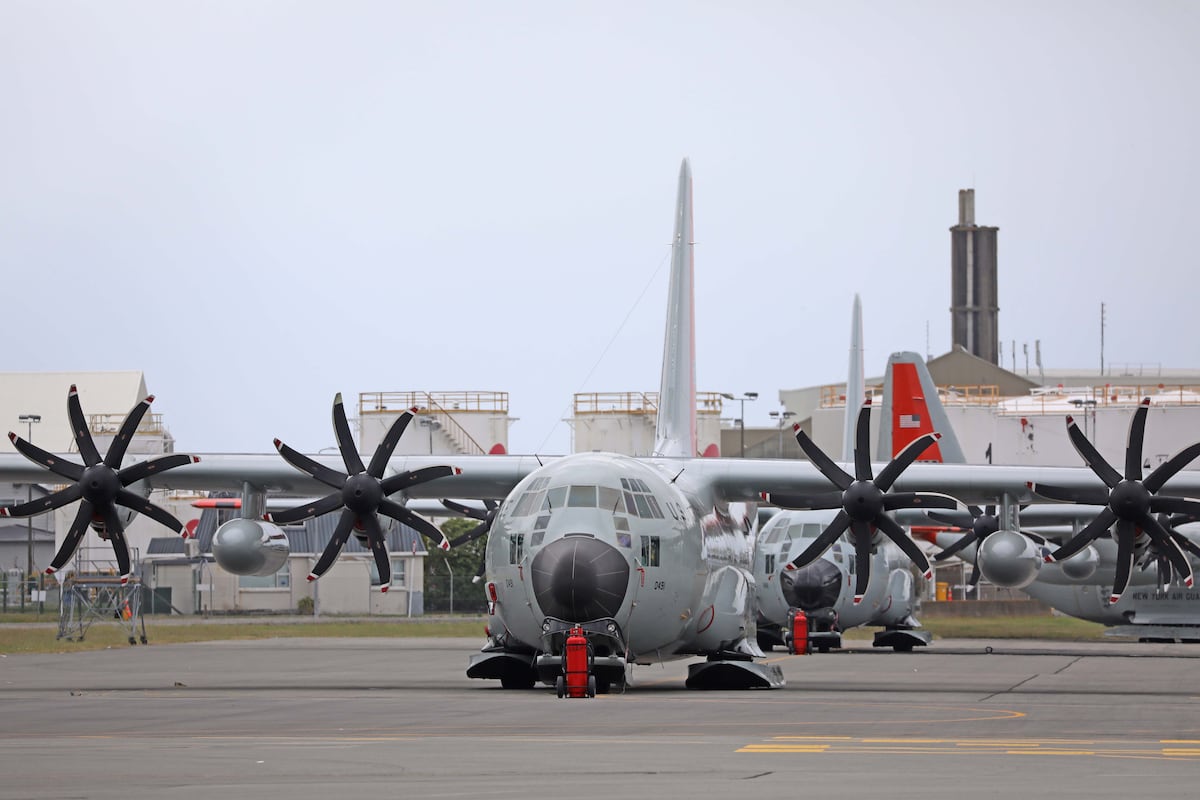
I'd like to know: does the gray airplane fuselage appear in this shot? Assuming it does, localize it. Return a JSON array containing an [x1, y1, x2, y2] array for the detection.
[[485, 452, 758, 662]]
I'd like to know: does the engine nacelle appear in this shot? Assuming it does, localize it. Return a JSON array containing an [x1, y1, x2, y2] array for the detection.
[[1058, 544, 1100, 581], [977, 529, 1042, 589], [212, 518, 290, 577]]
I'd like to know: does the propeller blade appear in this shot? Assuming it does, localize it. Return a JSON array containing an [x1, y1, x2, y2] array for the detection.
[[358, 514, 392, 588], [967, 561, 981, 587], [331, 393, 366, 475], [45, 501, 94, 574], [853, 403, 873, 482], [1065, 415, 1122, 488], [926, 510, 974, 529], [786, 511, 851, 570], [66, 385, 102, 467], [1125, 399, 1150, 481], [273, 440, 348, 489], [760, 490, 844, 510], [793, 429, 852, 491], [882, 492, 957, 511], [104, 395, 155, 469], [377, 499, 450, 551], [113, 489, 186, 533], [265, 492, 345, 525], [875, 514, 932, 578], [874, 432, 942, 492], [448, 521, 489, 548], [117, 454, 201, 485], [1027, 481, 1110, 505], [440, 499, 489, 520], [472, 552, 487, 583], [1050, 507, 1117, 562], [933, 530, 978, 562], [100, 505, 132, 581], [1150, 496, 1200, 517], [366, 409, 416, 479], [980, 505, 994, 518], [1141, 514, 1194, 588], [8, 433, 83, 481], [379, 465, 461, 496], [1110, 520, 1136, 603], [1, 484, 83, 518], [850, 520, 873, 601], [1144, 442, 1200, 494], [309, 510, 356, 580], [1169, 530, 1200, 559]]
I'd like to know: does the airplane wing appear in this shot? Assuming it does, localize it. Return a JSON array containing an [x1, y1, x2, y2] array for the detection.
[[689, 458, 1200, 506], [0, 452, 551, 501]]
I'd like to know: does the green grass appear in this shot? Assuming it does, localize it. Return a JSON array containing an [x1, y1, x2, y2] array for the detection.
[[0, 612, 1115, 655], [0, 617, 490, 654]]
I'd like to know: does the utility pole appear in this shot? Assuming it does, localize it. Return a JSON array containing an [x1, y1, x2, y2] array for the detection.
[[18, 414, 41, 582], [722, 392, 758, 457]]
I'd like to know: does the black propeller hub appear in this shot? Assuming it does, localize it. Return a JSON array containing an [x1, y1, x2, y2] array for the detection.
[[1109, 479, 1150, 521], [80, 464, 121, 505], [342, 473, 383, 515], [974, 515, 1000, 539], [843, 481, 884, 522]]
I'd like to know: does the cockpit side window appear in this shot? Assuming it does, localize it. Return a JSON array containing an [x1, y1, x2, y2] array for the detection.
[[545, 486, 568, 510], [621, 478, 665, 519], [598, 486, 622, 513]]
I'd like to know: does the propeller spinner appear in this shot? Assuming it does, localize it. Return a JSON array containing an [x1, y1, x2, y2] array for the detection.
[[0, 385, 199, 583], [266, 396, 461, 590]]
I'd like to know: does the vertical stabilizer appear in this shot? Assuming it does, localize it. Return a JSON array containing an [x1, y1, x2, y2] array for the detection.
[[654, 159, 697, 457], [879, 351, 966, 463], [843, 294, 864, 460]]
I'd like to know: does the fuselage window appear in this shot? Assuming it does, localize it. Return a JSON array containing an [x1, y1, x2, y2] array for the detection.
[[634, 494, 652, 518], [513, 490, 545, 517], [640, 535, 661, 567], [568, 485, 597, 507], [545, 486, 568, 511], [598, 486, 622, 513], [645, 496, 664, 519], [509, 533, 525, 564], [623, 491, 638, 515], [614, 515, 632, 548]]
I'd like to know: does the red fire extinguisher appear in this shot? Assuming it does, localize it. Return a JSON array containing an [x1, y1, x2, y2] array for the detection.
[[558, 625, 595, 698], [788, 608, 809, 655]]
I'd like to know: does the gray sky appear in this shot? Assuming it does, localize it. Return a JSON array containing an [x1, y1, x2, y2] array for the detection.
[[2, 2, 1197, 455]]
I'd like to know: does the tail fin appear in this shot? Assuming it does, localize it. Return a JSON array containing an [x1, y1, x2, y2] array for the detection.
[[879, 351, 965, 464], [842, 293, 864, 460], [653, 159, 697, 458]]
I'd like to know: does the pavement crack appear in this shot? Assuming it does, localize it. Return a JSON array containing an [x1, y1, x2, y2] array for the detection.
[[741, 772, 773, 780], [980, 672, 1039, 702], [1054, 656, 1083, 675]]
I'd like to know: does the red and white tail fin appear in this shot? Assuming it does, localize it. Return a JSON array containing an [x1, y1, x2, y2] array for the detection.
[[879, 351, 965, 464]]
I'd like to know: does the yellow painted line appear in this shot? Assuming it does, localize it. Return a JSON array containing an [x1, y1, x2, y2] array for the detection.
[[957, 742, 1039, 748], [1161, 739, 1200, 744], [772, 735, 854, 740], [1161, 749, 1200, 755], [861, 738, 949, 743], [1006, 750, 1096, 756]]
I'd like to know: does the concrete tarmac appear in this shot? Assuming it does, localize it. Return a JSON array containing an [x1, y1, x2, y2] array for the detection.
[[2, 636, 1199, 799]]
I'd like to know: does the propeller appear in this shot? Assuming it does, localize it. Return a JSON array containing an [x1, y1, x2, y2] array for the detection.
[[265, 396, 461, 590], [440, 499, 499, 583], [762, 399, 956, 604], [0, 385, 199, 583], [1030, 398, 1200, 603]]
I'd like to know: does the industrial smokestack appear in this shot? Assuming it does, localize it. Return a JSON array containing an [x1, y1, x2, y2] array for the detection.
[[949, 189, 1000, 365]]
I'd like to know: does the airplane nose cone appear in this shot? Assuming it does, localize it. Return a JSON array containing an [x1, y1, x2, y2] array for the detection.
[[531, 535, 630, 622], [780, 559, 842, 610]]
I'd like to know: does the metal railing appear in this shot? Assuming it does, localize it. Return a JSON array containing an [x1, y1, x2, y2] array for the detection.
[[573, 391, 725, 415], [359, 391, 507, 457]]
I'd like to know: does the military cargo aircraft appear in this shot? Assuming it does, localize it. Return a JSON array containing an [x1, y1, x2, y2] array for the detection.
[[6, 160, 1200, 689]]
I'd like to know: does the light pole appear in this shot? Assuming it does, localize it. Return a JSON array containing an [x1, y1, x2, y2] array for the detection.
[[768, 410, 795, 457], [721, 392, 758, 457], [18, 414, 41, 580]]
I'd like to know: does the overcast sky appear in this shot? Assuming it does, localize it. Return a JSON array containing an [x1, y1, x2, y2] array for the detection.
[[2, 2, 1197, 456]]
